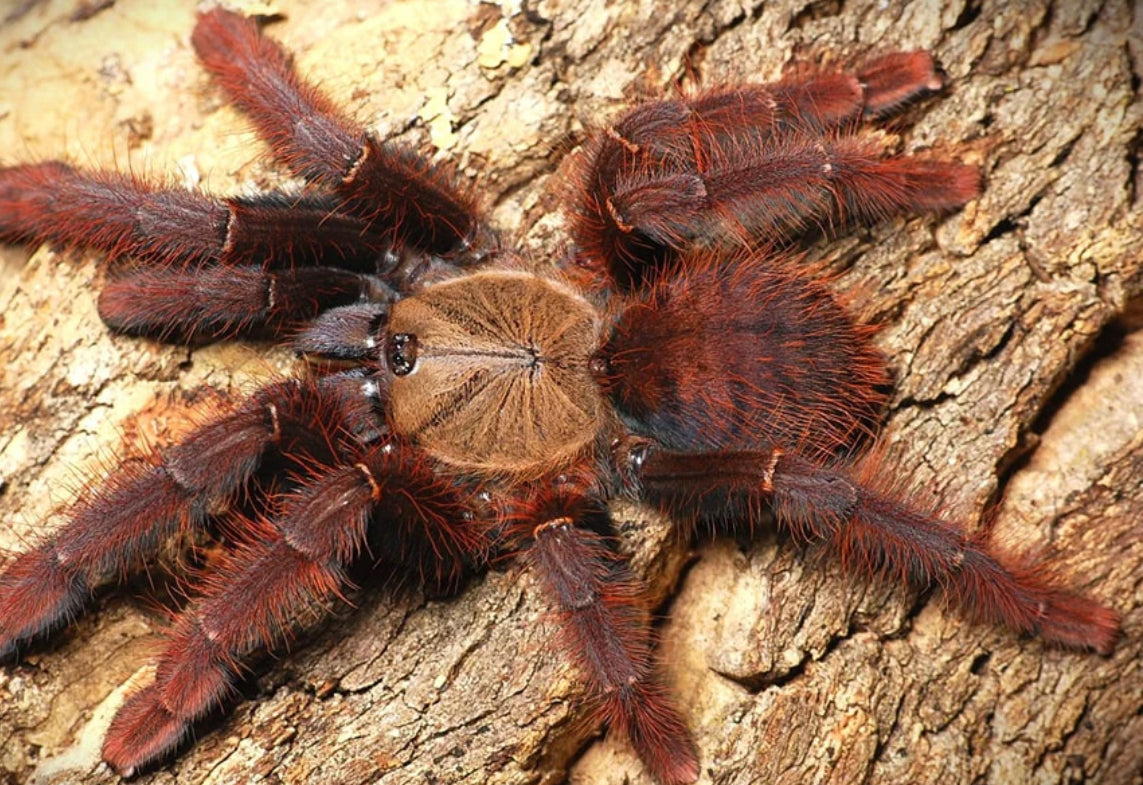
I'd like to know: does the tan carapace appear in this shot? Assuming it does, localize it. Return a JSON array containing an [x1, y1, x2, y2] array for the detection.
[[387, 269, 606, 478]]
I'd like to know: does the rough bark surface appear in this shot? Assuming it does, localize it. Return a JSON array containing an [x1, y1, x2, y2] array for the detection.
[[0, 1, 1140, 784]]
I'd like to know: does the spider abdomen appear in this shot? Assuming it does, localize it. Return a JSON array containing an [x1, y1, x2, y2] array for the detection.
[[386, 270, 605, 477], [600, 254, 889, 460]]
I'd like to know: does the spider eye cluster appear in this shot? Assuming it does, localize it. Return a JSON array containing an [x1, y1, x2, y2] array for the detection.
[[386, 333, 419, 376]]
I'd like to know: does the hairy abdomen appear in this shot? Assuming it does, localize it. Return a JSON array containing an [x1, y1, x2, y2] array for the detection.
[[600, 254, 889, 461]]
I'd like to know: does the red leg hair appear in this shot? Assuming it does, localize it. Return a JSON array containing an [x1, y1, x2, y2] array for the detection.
[[623, 443, 1120, 654], [0, 378, 347, 658], [0, 161, 465, 342], [102, 527, 347, 777], [97, 264, 372, 342], [631, 50, 943, 162], [517, 482, 698, 785], [694, 51, 947, 139], [575, 132, 977, 288], [856, 51, 947, 116], [191, 8, 481, 256], [0, 163, 382, 269], [0, 163, 225, 266], [570, 51, 978, 289], [289, 436, 493, 589], [101, 436, 491, 775]]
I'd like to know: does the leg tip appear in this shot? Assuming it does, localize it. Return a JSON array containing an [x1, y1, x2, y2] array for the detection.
[[102, 686, 189, 777]]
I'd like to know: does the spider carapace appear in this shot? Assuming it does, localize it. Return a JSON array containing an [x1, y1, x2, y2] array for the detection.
[[383, 269, 605, 478], [0, 8, 1119, 784]]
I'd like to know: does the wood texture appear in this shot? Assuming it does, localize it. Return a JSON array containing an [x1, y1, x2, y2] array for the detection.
[[0, 0, 1139, 783]]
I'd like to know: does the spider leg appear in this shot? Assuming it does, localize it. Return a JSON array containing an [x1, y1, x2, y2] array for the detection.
[[191, 8, 483, 257], [855, 51, 952, 118], [101, 435, 490, 775], [101, 518, 351, 777], [686, 50, 948, 133], [517, 481, 698, 785], [0, 163, 443, 342], [571, 52, 979, 289], [0, 163, 385, 269], [608, 50, 945, 161], [618, 441, 1121, 655], [98, 261, 380, 342], [0, 377, 357, 658], [575, 131, 978, 288], [2, 9, 490, 343], [292, 303, 392, 362], [698, 51, 953, 136]]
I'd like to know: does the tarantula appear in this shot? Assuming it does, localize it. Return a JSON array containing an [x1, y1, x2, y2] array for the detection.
[[0, 8, 1120, 784]]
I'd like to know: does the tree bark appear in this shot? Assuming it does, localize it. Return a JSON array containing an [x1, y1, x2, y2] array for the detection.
[[0, 0, 1139, 784]]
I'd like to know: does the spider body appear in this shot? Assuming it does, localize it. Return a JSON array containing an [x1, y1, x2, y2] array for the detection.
[[0, 9, 1120, 785]]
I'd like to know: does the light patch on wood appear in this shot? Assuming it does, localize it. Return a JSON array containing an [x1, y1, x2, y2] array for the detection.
[[388, 270, 603, 478], [421, 86, 459, 151], [30, 663, 153, 784]]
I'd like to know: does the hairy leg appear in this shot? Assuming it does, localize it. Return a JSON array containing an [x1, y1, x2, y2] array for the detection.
[[191, 8, 484, 257], [618, 440, 1120, 654], [570, 51, 978, 289], [101, 433, 491, 774], [0, 377, 360, 658], [0, 163, 382, 269], [98, 262, 377, 342], [0, 163, 451, 342], [513, 478, 699, 785]]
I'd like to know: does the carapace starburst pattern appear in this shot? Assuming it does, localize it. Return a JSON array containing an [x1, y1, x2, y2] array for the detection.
[[0, 9, 1120, 784]]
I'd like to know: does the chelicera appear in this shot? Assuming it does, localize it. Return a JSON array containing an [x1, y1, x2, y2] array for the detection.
[[0, 8, 1119, 784]]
